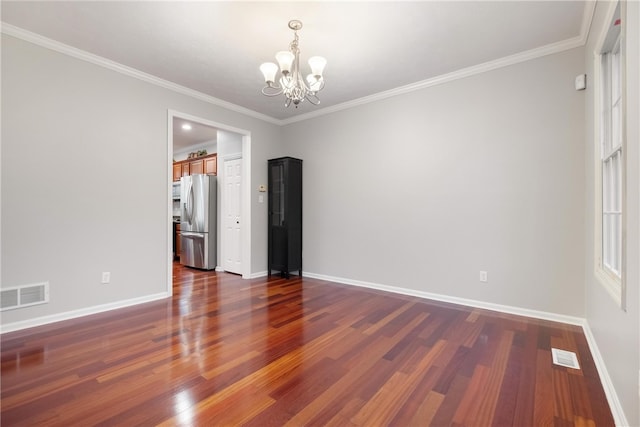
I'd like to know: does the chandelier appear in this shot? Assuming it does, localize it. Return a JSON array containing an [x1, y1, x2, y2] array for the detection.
[[260, 20, 326, 108]]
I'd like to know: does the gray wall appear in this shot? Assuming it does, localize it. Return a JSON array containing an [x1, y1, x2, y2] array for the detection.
[[1, 35, 281, 325], [2, 7, 638, 422], [584, 1, 640, 425], [282, 47, 586, 316], [218, 130, 243, 156]]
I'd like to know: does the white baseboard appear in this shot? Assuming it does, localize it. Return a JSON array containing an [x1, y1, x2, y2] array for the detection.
[[0, 292, 169, 334], [249, 271, 268, 279], [302, 271, 584, 325], [302, 271, 628, 425], [581, 322, 629, 427], [0, 271, 628, 424]]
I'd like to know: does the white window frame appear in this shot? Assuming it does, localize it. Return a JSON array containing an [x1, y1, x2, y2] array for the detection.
[[593, 1, 626, 310]]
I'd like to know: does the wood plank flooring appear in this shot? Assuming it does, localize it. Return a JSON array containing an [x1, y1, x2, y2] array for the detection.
[[1, 263, 614, 426]]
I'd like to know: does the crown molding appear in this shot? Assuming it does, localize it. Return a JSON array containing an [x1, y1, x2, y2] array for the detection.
[[0, 23, 281, 126], [282, 2, 597, 125], [3, 0, 596, 128], [580, 1, 597, 46], [282, 35, 591, 125]]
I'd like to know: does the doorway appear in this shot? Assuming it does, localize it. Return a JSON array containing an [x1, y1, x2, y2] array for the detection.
[[222, 157, 243, 274], [167, 110, 252, 295]]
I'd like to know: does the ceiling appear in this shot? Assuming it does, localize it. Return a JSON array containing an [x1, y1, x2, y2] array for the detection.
[[172, 117, 218, 153], [1, 1, 592, 123]]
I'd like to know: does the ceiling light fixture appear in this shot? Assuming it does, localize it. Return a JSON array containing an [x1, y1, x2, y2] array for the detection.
[[260, 20, 326, 108], [181, 123, 192, 131]]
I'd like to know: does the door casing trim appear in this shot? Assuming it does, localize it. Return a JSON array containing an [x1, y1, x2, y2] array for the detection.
[[167, 110, 252, 296]]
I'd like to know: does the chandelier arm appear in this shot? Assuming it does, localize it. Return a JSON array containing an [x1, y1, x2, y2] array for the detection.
[[305, 93, 321, 105], [311, 78, 325, 92], [262, 86, 283, 96]]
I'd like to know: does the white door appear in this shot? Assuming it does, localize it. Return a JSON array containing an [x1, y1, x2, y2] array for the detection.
[[223, 158, 242, 274]]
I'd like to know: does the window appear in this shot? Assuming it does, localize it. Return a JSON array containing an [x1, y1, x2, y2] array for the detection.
[[601, 38, 622, 277], [595, 2, 625, 308]]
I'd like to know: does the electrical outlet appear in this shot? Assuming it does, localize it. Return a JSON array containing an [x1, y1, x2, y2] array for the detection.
[[479, 271, 488, 283], [101, 272, 110, 284]]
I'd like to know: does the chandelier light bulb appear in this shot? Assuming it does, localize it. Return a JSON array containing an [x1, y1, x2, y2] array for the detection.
[[276, 51, 295, 75], [260, 62, 278, 84], [308, 56, 327, 78]]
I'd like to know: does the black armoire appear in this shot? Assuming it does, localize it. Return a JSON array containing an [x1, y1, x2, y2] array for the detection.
[[268, 157, 302, 278]]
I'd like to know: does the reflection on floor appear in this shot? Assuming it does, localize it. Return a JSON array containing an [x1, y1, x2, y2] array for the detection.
[[0, 262, 614, 425]]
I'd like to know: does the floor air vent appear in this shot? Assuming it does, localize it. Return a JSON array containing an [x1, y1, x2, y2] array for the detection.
[[1, 282, 49, 311], [551, 348, 580, 370]]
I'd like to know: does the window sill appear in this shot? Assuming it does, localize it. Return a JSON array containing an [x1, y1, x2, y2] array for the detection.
[[595, 266, 623, 309]]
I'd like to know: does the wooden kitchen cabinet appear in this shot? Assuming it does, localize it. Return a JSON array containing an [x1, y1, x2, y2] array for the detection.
[[173, 153, 217, 181], [175, 223, 181, 259], [173, 163, 182, 182], [189, 159, 204, 175], [204, 155, 217, 175]]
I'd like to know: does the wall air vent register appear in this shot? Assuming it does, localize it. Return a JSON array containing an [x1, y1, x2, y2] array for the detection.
[[0, 282, 49, 311]]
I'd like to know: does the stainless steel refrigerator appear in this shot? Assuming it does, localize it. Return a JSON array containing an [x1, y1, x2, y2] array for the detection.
[[180, 174, 217, 270]]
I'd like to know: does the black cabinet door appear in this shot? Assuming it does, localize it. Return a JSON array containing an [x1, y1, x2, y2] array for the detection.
[[268, 157, 302, 278]]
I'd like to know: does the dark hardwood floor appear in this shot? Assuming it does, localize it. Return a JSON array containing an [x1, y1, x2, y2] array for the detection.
[[1, 263, 614, 426]]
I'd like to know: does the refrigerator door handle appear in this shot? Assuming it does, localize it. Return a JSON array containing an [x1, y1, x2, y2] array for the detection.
[[181, 232, 204, 238], [188, 183, 195, 224]]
